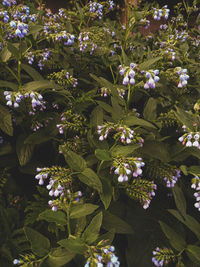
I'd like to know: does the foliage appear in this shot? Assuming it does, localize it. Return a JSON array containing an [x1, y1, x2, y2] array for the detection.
[[0, 0, 200, 266]]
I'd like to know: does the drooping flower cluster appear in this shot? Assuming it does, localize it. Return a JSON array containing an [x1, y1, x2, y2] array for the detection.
[[35, 166, 82, 211], [191, 176, 200, 211], [112, 157, 145, 182], [175, 67, 189, 88], [97, 123, 144, 146], [57, 110, 87, 135], [4, 91, 46, 113], [152, 247, 176, 267], [89, 1, 103, 19], [48, 70, 78, 88], [0, 3, 37, 40], [85, 243, 120, 267], [126, 179, 157, 209], [119, 62, 137, 86], [38, 49, 51, 70], [163, 169, 181, 188], [152, 5, 170, 20], [144, 69, 160, 89], [178, 132, 200, 148]]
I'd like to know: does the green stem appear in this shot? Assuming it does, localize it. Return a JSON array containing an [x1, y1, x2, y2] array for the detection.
[[109, 64, 116, 84], [66, 206, 71, 237], [127, 83, 131, 110]]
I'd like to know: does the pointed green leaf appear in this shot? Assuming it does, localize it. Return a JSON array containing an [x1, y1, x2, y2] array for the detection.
[[78, 168, 102, 192], [0, 104, 13, 136], [21, 64, 44, 81], [110, 144, 140, 157], [58, 238, 87, 254], [143, 98, 157, 121], [16, 135, 34, 166], [102, 211, 133, 234], [124, 115, 157, 129], [139, 56, 162, 70], [186, 245, 200, 262], [95, 149, 112, 161], [159, 221, 186, 251], [70, 204, 99, 219], [41, 247, 75, 267], [38, 210, 67, 226], [24, 226, 50, 257], [59, 147, 86, 172], [21, 80, 61, 92], [172, 185, 186, 217], [100, 178, 113, 209], [82, 212, 103, 244]]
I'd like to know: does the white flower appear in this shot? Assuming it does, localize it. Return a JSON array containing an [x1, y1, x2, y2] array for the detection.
[[186, 141, 192, 147]]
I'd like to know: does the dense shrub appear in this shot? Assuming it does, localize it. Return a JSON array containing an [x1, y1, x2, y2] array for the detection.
[[0, 0, 200, 266]]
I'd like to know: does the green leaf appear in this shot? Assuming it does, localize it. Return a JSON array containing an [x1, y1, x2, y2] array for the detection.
[[25, 120, 58, 145], [96, 101, 113, 114], [102, 211, 133, 234], [188, 165, 200, 175], [100, 178, 113, 209], [186, 245, 200, 262], [16, 135, 34, 166], [1, 47, 11, 62], [172, 185, 186, 217], [110, 144, 140, 157], [90, 106, 103, 127], [38, 210, 67, 226], [0, 143, 13, 156], [41, 247, 75, 267], [139, 56, 162, 70], [21, 64, 44, 81], [124, 115, 157, 129], [96, 229, 115, 246], [180, 165, 188, 176], [21, 80, 61, 92], [7, 42, 19, 59], [143, 98, 157, 121], [70, 204, 99, 219], [82, 212, 103, 244], [0, 80, 18, 90], [168, 209, 200, 240], [24, 226, 50, 257], [78, 168, 102, 192], [159, 221, 186, 251], [95, 149, 112, 161], [0, 104, 13, 136], [140, 140, 170, 162], [58, 237, 87, 254], [174, 107, 195, 131], [59, 147, 86, 172]]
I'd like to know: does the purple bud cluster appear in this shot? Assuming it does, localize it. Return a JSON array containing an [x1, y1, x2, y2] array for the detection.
[[152, 247, 175, 267], [100, 87, 110, 97], [85, 245, 120, 267], [164, 169, 181, 187], [89, 1, 103, 19], [142, 182, 157, 209], [78, 32, 97, 53], [152, 5, 170, 20], [175, 67, 189, 88], [174, 29, 188, 42], [144, 70, 160, 89], [159, 24, 168, 30], [38, 49, 51, 70], [178, 132, 200, 148], [119, 63, 136, 86], [108, 0, 114, 10], [35, 168, 48, 185], [191, 176, 200, 211], [113, 157, 145, 182], [4, 91, 46, 113], [25, 52, 34, 65], [3, 0, 16, 7], [164, 48, 176, 61]]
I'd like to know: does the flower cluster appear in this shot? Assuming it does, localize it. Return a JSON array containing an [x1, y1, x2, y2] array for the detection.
[[178, 132, 200, 148], [57, 110, 87, 135], [126, 179, 157, 209], [79, 32, 97, 53], [191, 176, 200, 211], [144, 69, 160, 89], [4, 91, 46, 113], [112, 157, 145, 182], [48, 70, 78, 88], [3, 0, 16, 7], [35, 166, 82, 211], [152, 247, 176, 267], [89, 1, 103, 19], [38, 49, 51, 70], [97, 123, 144, 146], [152, 5, 170, 20], [85, 243, 120, 267], [164, 47, 176, 61], [164, 169, 181, 188], [175, 67, 189, 88], [119, 63, 137, 85]]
